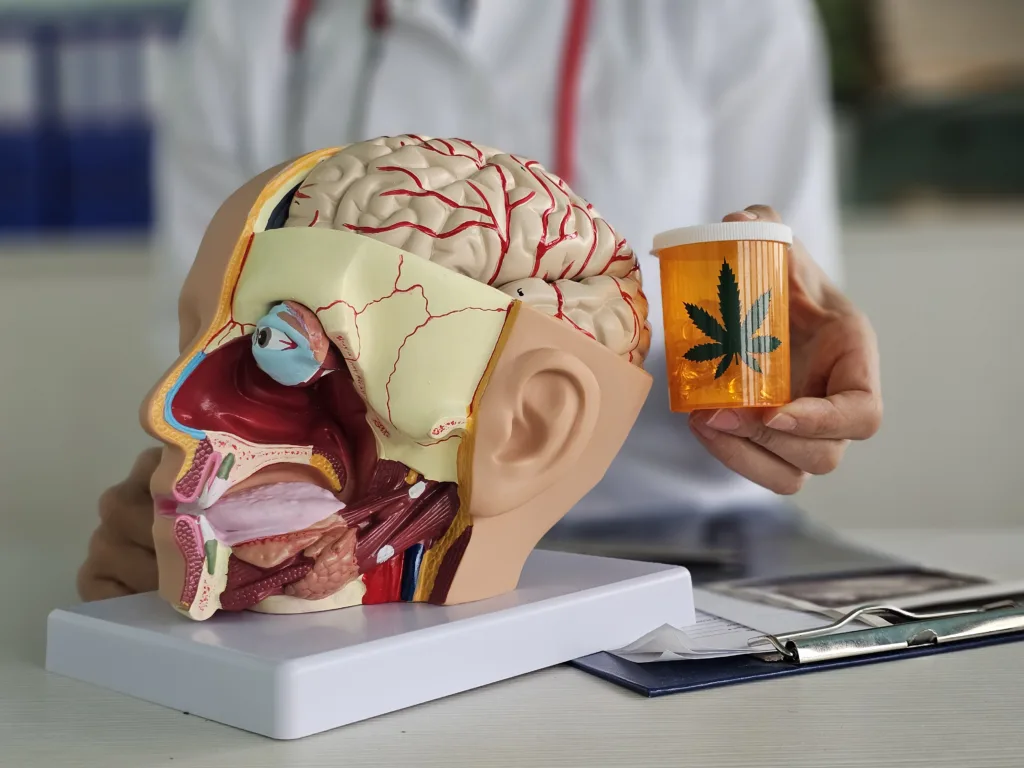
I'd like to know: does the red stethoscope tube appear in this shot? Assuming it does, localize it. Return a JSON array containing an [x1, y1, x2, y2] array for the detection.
[[553, 0, 590, 188], [286, 0, 590, 187]]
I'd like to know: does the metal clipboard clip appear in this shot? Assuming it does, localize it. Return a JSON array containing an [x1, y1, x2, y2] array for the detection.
[[749, 600, 1024, 664]]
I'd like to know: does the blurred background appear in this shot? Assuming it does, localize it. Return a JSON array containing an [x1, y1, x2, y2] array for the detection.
[[0, 0, 1022, 552]]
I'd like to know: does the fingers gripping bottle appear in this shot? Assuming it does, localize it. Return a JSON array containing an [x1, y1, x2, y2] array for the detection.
[[653, 222, 792, 413]]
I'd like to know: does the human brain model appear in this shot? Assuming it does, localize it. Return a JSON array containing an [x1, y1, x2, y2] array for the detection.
[[142, 136, 653, 620], [285, 135, 650, 364]]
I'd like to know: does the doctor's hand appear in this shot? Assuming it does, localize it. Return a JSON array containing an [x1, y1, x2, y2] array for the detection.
[[688, 205, 882, 495], [77, 447, 160, 601]]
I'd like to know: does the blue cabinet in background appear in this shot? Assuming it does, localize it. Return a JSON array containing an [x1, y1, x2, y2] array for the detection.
[[0, 3, 185, 234]]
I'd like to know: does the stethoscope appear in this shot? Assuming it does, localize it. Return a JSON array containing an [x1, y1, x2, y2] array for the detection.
[[284, 0, 591, 186]]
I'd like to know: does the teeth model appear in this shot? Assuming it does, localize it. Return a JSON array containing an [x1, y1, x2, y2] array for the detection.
[[198, 515, 219, 575], [198, 453, 235, 510], [175, 453, 237, 575]]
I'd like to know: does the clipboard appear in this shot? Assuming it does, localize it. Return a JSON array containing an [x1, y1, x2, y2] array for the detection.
[[570, 600, 1024, 697]]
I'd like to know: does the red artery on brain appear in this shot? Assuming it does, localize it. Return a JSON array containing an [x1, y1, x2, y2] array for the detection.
[[169, 338, 461, 611], [347, 161, 533, 288], [341, 137, 618, 294]]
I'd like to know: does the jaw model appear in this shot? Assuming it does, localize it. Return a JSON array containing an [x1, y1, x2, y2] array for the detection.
[[142, 136, 652, 621]]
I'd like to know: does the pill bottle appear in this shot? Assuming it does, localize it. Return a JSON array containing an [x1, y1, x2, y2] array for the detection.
[[652, 221, 792, 412]]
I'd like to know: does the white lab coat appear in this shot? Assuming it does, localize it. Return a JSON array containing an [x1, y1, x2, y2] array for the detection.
[[152, 0, 842, 519]]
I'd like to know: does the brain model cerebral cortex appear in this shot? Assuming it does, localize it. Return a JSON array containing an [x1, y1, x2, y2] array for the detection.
[[141, 135, 653, 621]]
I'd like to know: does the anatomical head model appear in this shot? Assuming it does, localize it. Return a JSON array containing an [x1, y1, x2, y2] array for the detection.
[[142, 136, 651, 620]]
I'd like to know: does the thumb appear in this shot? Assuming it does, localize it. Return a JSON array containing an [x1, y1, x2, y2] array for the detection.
[[722, 204, 783, 224], [129, 446, 163, 485]]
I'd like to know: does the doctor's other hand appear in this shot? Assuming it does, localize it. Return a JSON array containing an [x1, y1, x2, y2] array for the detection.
[[688, 205, 882, 495], [77, 447, 160, 601]]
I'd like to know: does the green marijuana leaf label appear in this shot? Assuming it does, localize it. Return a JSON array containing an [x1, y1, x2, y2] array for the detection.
[[682, 261, 782, 378]]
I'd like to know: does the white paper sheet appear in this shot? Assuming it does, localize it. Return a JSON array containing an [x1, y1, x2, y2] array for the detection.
[[609, 588, 875, 663], [693, 588, 843, 636], [611, 610, 772, 662]]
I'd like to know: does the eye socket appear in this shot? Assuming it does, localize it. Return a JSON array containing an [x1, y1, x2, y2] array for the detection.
[[252, 325, 296, 351]]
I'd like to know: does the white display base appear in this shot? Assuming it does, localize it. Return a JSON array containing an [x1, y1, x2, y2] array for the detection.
[[46, 550, 693, 739]]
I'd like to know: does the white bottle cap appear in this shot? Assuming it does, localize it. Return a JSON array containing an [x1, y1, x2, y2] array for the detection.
[[652, 221, 793, 255]]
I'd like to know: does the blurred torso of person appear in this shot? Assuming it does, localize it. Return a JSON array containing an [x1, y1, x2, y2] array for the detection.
[[153, 0, 842, 522]]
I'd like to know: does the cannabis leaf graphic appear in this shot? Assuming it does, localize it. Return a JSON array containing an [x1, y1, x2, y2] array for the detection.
[[683, 261, 782, 378]]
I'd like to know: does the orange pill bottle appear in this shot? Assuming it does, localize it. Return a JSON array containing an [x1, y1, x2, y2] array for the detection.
[[653, 222, 792, 413]]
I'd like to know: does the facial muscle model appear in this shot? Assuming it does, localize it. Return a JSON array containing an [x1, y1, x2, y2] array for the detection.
[[141, 136, 652, 620]]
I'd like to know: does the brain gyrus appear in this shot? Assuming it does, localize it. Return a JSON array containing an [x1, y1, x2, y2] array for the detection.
[[283, 135, 651, 365]]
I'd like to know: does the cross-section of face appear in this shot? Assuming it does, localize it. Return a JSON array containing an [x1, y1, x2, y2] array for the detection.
[[141, 136, 652, 620]]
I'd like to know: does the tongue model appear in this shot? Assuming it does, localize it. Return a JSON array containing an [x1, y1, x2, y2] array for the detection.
[[193, 482, 346, 546]]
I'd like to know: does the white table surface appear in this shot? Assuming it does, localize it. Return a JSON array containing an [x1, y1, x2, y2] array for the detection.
[[4, 528, 1023, 767]]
